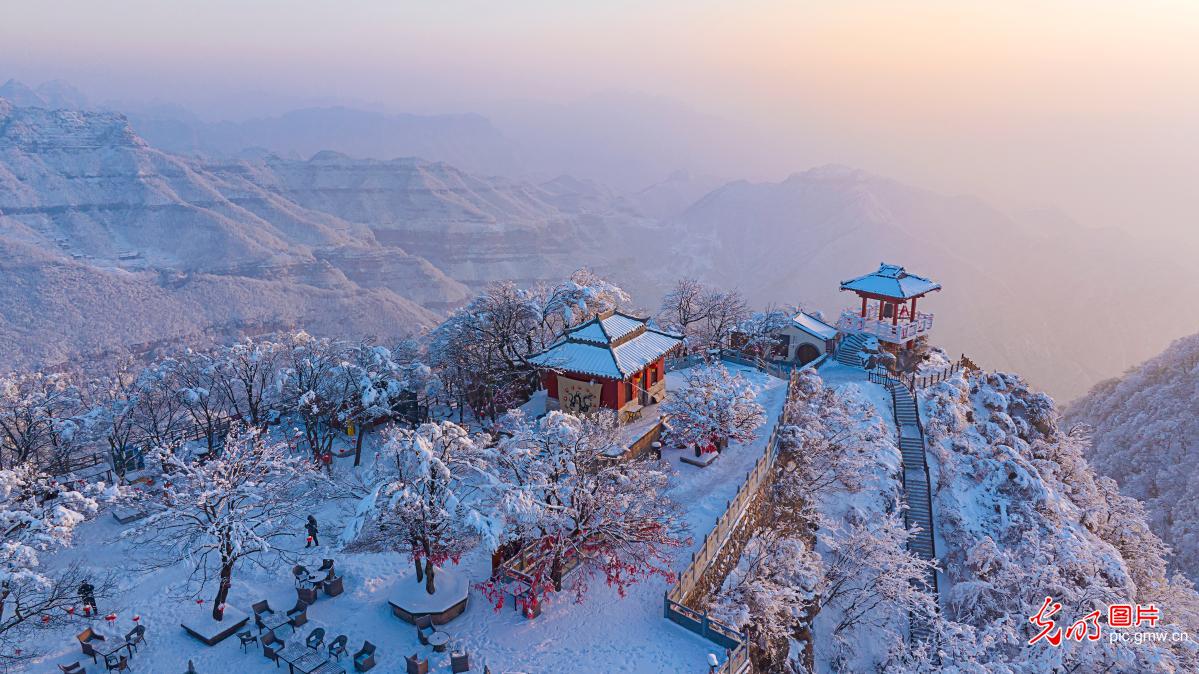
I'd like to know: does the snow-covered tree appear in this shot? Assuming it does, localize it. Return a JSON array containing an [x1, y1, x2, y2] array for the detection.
[[526, 269, 630, 349], [658, 279, 748, 354], [278, 332, 352, 460], [1068, 332, 1199, 581], [209, 338, 282, 428], [734, 307, 794, 358], [662, 364, 765, 453], [366, 421, 499, 595], [82, 360, 141, 476], [0, 372, 85, 471], [0, 462, 117, 666], [430, 270, 629, 423], [774, 370, 879, 527], [484, 411, 688, 606], [710, 528, 822, 673], [124, 424, 320, 621], [174, 349, 230, 455], [334, 340, 401, 466], [915, 370, 1199, 672], [131, 357, 188, 452]]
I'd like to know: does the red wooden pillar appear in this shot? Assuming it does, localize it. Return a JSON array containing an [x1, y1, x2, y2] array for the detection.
[[892, 302, 899, 326], [860, 295, 868, 317], [910, 297, 918, 321]]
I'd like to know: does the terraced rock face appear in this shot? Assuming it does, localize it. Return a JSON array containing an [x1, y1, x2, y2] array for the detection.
[[0, 98, 645, 370]]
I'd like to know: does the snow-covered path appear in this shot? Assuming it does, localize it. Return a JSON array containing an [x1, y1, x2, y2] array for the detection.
[[22, 365, 786, 674]]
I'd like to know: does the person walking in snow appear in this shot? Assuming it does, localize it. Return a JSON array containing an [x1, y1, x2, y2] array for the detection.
[[305, 515, 319, 547], [78, 580, 97, 615]]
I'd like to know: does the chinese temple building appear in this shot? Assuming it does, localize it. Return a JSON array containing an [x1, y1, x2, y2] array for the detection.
[[529, 310, 682, 416], [836, 263, 940, 351]]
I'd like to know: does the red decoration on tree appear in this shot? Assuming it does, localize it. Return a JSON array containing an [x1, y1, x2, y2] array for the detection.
[[105, 613, 117, 624], [67, 606, 76, 615], [132, 614, 141, 622], [41, 615, 51, 624]]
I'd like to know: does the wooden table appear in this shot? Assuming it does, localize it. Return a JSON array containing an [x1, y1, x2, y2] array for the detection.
[[428, 630, 450, 653], [262, 612, 292, 633], [277, 643, 328, 674], [310, 661, 347, 674], [90, 631, 132, 658], [290, 651, 327, 674]]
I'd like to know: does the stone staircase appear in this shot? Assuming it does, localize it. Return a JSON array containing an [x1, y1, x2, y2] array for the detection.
[[834, 332, 869, 368], [882, 375, 939, 643]]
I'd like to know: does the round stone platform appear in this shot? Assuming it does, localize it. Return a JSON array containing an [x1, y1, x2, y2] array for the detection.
[[387, 566, 469, 625]]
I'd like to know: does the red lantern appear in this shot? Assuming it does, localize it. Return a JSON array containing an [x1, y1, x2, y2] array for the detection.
[[67, 606, 76, 615], [105, 613, 117, 624], [41, 615, 51, 624], [83, 606, 91, 616], [132, 615, 140, 622], [196, 599, 204, 606]]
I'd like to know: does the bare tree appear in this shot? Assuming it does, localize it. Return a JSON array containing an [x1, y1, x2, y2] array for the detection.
[[0, 563, 116, 671], [658, 278, 710, 354], [700, 288, 749, 352]]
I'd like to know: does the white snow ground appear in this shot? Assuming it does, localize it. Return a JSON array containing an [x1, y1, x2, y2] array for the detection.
[[21, 364, 786, 674]]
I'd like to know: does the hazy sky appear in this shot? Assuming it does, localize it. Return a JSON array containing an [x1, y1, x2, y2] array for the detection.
[[4, 1, 1198, 233]]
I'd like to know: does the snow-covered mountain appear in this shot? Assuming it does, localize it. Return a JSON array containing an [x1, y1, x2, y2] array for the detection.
[[0, 98, 665, 370], [912, 369, 1199, 671], [4, 92, 1196, 399], [126, 105, 522, 178], [1067, 333, 1199, 582], [665, 165, 1199, 399]]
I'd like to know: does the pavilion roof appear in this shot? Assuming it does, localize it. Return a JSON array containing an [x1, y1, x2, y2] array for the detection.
[[840, 263, 941, 300], [529, 311, 682, 379]]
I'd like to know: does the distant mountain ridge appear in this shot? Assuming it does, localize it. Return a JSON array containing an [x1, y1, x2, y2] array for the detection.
[[2, 91, 1197, 398], [125, 104, 522, 178], [0, 97, 650, 370], [663, 165, 1199, 399]]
